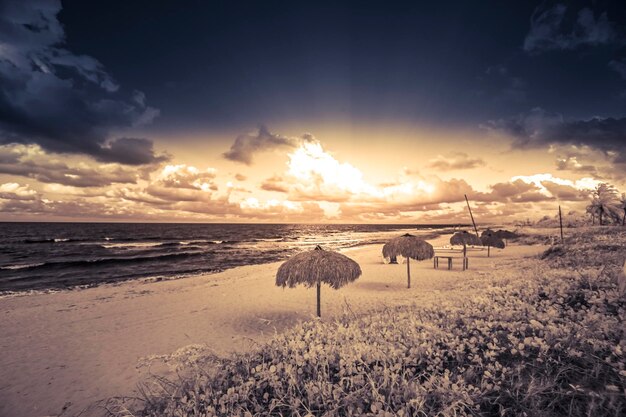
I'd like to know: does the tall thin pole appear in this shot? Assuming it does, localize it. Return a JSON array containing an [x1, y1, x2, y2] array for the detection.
[[558, 205, 564, 243], [406, 257, 411, 289], [316, 281, 321, 317], [465, 194, 479, 237]]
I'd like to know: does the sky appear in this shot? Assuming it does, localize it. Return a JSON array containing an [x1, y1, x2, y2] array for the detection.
[[0, 0, 625, 223]]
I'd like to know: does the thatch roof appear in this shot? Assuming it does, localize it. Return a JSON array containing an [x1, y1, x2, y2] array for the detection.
[[480, 228, 495, 238], [276, 246, 362, 290], [450, 231, 482, 246], [382, 233, 434, 261], [480, 231, 505, 249], [494, 229, 518, 239]]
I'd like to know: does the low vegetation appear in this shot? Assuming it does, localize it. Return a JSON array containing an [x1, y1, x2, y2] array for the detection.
[[111, 228, 625, 417]]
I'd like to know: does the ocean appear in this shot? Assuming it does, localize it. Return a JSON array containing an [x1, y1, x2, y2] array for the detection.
[[0, 223, 462, 293]]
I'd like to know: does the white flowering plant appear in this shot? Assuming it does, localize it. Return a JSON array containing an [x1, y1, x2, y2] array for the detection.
[[119, 228, 625, 417]]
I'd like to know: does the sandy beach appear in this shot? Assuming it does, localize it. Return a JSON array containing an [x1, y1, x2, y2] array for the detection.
[[0, 235, 546, 417]]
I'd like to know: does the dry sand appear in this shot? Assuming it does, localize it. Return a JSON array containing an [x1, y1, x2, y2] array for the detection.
[[0, 235, 546, 417]]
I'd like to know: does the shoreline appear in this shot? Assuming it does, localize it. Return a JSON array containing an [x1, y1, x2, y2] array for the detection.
[[0, 228, 459, 298], [0, 232, 546, 417]]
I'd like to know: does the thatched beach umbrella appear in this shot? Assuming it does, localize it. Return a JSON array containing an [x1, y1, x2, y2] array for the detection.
[[382, 233, 434, 288], [480, 230, 505, 257], [276, 245, 361, 317], [450, 231, 482, 258], [494, 229, 517, 245]]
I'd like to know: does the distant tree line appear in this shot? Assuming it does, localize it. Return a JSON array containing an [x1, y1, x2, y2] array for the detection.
[[512, 183, 626, 228]]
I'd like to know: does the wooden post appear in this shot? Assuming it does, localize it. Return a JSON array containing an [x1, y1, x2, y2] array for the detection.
[[462, 244, 467, 271], [558, 205, 564, 243], [316, 281, 321, 317], [406, 257, 411, 289], [487, 246, 490, 257], [465, 194, 479, 237]]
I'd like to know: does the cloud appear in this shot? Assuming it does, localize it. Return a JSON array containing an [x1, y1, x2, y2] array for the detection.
[[427, 152, 486, 171], [1, 125, 615, 222], [139, 164, 219, 203], [0, 0, 164, 165], [401, 167, 420, 176], [234, 173, 247, 181], [275, 141, 434, 204], [0, 162, 328, 221], [523, 4, 617, 52], [484, 107, 564, 146], [253, 138, 597, 217], [0, 144, 152, 187], [333, 171, 599, 221], [223, 125, 312, 165], [0, 182, 38, 200], [93, 138, 168, 165], [238, 198, 326, 221], [260, 175, 289, 193], [555, 156, 597, 174], [487, 179, 547, 203], [112, 164, 327, 221], [499, 173, 597, 202], [337, 201, 443, 221], [484, 108, 626, 167], [540, 181, 588, 201], [0, 182, 157, 219], [550, 144, 625, 181]]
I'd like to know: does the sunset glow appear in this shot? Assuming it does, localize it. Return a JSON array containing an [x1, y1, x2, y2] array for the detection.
[[0, 1, 624, 223], [1, 3, 625, 416]]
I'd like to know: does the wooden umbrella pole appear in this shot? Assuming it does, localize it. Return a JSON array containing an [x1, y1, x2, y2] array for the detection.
[[316, 281, 321, 317], [406, 257, 411, 288], [465, 194, 479, 237]]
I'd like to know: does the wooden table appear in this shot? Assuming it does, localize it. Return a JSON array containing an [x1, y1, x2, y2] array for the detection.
[[434, 256, 469, 271]]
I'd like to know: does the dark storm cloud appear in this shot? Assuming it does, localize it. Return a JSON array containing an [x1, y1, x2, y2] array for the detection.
[[95, 138, 168, 165], [523, 3, 618, 52], [486, 108, 626, 162], [0, 0, 164, 165], [223, 126, 310, 165]]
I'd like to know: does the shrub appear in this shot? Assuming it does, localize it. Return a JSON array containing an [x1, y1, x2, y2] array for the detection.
[[118, 229, 626, 417]]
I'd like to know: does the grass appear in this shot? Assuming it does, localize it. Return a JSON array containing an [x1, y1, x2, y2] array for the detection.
[[107, 227, 625, 417]]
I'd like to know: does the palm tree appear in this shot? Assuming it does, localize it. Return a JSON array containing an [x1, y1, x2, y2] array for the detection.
[[586, 183, 621, 225], [586, 199, 599, 225]]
